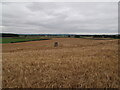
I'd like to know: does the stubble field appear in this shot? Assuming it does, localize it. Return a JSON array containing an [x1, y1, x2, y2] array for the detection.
[[2, 38, 119, 88]]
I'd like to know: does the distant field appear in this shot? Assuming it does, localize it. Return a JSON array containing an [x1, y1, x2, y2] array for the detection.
[[2, 38, 119, 88], [1, 37, 50, 44]]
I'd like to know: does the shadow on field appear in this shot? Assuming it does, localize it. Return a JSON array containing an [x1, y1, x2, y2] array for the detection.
[[80, 37, 114, 40], [10, 38, 51, 43], [90, 38, 113, 40]]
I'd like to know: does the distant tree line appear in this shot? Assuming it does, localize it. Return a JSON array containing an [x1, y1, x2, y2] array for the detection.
[[1, 33, 120, 39], [74, 35, 120, 39], [93, 35, 120, 39], [0, 33, 19, 37]]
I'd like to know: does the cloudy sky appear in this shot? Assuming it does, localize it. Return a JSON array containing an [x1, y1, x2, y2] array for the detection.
[[1, 2, 118, 34]]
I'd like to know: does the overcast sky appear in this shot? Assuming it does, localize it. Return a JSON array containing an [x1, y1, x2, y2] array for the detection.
[[1, 2, 118, 34]]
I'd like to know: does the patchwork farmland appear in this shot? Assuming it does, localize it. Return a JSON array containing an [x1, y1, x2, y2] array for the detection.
[[2, 38, 119, 88]]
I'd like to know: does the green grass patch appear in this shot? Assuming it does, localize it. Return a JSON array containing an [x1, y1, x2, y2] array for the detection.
[[1, 37, 50, 44]]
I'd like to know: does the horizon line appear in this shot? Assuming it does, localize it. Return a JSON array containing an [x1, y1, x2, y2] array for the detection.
[[1, 33, 119, 35]]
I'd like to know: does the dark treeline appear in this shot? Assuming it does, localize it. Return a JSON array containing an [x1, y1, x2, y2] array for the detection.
[[0, 33, 120, 39], [74, 35, 120, 39], [0, 33, 19, 37]]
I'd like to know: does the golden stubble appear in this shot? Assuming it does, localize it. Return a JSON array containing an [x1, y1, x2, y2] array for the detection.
[[2, 38, 119, 88]]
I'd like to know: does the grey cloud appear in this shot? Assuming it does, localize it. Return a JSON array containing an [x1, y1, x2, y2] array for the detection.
[[2, 2, 118, 34]]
